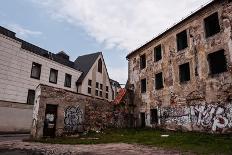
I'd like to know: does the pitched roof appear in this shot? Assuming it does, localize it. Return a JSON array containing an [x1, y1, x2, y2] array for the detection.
[[126, 0, 218, 59], [110, 79, 121, 88], [75, 52, 102, 83], [0, 26, 77, 70]]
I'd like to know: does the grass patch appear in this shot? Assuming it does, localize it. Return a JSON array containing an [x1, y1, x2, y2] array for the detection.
[[32, 128, 232, 154]]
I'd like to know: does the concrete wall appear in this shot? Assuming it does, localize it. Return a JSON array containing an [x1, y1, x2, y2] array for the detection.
[[127, 1, 232, 133]]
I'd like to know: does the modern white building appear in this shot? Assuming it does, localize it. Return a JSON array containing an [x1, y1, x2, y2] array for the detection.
[[0, 26, 114, 133]]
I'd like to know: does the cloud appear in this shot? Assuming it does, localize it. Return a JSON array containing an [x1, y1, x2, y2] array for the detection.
[[32, 0, 211, 52], [108, 66, 128, 85], [7, 24, 42, 38]]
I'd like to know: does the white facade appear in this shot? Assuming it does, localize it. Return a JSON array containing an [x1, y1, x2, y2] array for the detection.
[[0, 34, 82, 104]]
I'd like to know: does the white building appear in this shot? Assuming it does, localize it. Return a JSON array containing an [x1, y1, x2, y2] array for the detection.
[[0, 26, 113, 133]]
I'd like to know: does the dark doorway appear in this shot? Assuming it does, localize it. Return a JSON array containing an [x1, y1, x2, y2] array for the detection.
[[140, 112, 146, 128], [43, 104, 58, 138], [150, 109, 159, 124]]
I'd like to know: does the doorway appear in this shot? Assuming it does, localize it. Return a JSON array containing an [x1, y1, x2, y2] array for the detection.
[[140, 112, 145, 128], [43, 104, 58, 137]]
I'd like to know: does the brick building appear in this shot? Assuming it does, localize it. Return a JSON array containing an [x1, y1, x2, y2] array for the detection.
[[126, 0, 232, 133]]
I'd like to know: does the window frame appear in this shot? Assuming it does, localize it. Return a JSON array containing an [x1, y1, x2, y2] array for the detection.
[[179, 62, 191, 83], [204, 12, 220, 38], [176, 29, 188, 51], [30, 62, 42, 80], [155, 72, 164, 90], [64, 73, 72, 88], [140, 54, 146, 70], [154, 44, 162, 62], [49, 68, 58, 84], [27, 89, 35, 105], [141, 78, 147, 93]]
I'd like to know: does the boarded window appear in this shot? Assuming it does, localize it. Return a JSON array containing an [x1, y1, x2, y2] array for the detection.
[[30, 62, 41, 80], [155, 72, 163, 90], [88, 79, 92, 86], [27, 89, 35, 105], [64, 73, 72, 88], [140, 54, 146, 69], [88, 87, 91, 94], [204, 12, 220, 38], [141, 78, 146, 93], [154, 45, 162, 62], [150, 109, 158, 124], [179, 63, 190, 83], [98, 59, 102, 73], [49, 68, 58, 84], [208, 49, 227, 75], [177, 30, 188, 51]]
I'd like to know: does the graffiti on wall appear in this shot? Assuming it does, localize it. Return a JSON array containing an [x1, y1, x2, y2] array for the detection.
[[64, 106, 83, 132], [160, 103, 232, 132]]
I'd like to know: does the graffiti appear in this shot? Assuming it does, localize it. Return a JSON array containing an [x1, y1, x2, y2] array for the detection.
[[64, 106, 83, 132], [160, 103, 232, 133]]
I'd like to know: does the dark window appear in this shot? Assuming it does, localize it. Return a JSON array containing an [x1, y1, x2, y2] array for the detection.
[[96, 82, 99, 88], [106, 93, 108, 99], [64, 73, 72, 88], [100, 84, 103, 90], [140, 54, 146, 69], [27, 89, 35, 105], [141, 78, 147, 93], [95, 90, 98, 96], [88, 79, 92, 86], [179, 63, 190, 83], [100, 91, 103, 97], [154, 45, 162, 62], [112, 91, 115, 100], [106, 86, 109, 92], [49, 68, 58, 84], [155, 72, 163, 90], [204, 12, 220, 38], [150, 109, 158, 124], [88, 87, 91, 94], [30, 62, 41, 80], [98, 59, 102, 73], [177, 30, 188, 51], [208, 49, 227, 75]]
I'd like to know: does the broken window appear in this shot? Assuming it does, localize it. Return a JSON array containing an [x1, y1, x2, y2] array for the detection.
[[88, 79, 92, 86], [64, 73, 72, 88], [106, 93, 108, 99], [49, 68, 58, 84], [177, 30, 188, 51], [155, 72, 164, 90], [141, 78, 147, 93], [27, 89, 35, 105], [154, 44, 162, 62], [208, 49, 227, 75], [179, 62, 190, 83], [140, 54, 146, 69], [98, 59, 102, 73], [30, 62, 41, 80], [204, 12, 220, 38], [150, 109, 158, 124], [88, 87, 91, 94]]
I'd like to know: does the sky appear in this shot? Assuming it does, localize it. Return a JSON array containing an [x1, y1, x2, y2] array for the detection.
[[0, 0, 211, 84]]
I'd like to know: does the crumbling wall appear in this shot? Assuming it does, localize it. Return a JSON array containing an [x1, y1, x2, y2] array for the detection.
[[127, 1, 232, 133]]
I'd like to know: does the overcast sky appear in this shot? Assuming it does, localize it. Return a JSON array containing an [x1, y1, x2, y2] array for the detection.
[[0, 0, 211, 84]]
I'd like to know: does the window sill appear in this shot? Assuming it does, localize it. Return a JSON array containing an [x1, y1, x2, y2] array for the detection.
[[30, 76, 40, 80], [49, 81, 57, 84]]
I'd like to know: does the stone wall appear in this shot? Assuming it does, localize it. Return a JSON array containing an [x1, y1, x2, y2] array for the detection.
[[31, 84, 114, 139], [127, 0, 232, 133]]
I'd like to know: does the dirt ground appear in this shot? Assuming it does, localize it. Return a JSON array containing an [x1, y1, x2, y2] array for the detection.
[[0, 140, 186, 155]]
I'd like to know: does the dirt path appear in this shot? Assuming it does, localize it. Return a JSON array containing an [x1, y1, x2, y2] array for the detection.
[[0, 140, 187, 155]]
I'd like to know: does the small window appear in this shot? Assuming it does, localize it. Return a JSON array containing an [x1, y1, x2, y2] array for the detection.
[[204, 12, 220, 38], [27, 89, 35, 105], [30, 62, 41, 80], [49, 68, 58, 84], [208, 49, 227, 75], [150, 109, 158, 124], [100, 84, 103, 90], [155, 72, 163, 90], [96, 82, 99, 88], [140, 54, 146, 69], [179, 63, 190, 83], [154, 45, 162, 62], [88, 87, 91, 94], [106, 86, 109, 92], [112, 91, 115, 100], [64, 73, 72, 88], [100, 91, 103, 97], [88, 79, 92, 86], [141, 78, 147, 93], [106, 93, 108, 99], [98, 59, 102, 73], [177, 30, 188, 51], [95, 90, 98, 96]]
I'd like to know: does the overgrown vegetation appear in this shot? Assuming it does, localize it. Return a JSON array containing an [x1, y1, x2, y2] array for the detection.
[[30, 128, 232, 155]]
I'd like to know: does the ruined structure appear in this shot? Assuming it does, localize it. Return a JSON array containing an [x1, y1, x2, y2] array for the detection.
[[126, 0, 232, 133]]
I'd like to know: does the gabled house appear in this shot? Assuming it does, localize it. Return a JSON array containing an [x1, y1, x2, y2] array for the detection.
[[75, 52, 113, 101]]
